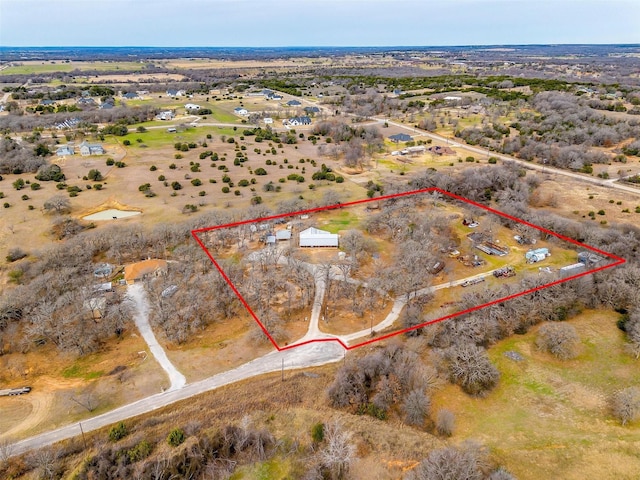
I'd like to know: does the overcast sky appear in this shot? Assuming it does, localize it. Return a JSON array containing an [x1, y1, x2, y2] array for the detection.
[[1, 0, 638, 47]]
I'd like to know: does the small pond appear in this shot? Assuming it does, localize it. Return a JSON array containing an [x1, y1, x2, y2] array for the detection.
[[83, 209, 141, 221]]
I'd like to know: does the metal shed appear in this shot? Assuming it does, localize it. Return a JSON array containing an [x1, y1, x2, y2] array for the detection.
[[299, 227, 339, 248]]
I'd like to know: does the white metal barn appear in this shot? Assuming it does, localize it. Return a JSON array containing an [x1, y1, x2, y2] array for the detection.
[[299, 227, 339, 247]]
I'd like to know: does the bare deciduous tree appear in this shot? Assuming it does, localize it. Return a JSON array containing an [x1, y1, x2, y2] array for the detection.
[[535, 322, 579, 360], [405, 441, 489, 480], [435, 408, 456, 437], [318, 421, 355, 480], [403, 388, 430, 427], [610, 387, 640, 426], [43, 194, 71, 214], [446, 343, 500, 396]]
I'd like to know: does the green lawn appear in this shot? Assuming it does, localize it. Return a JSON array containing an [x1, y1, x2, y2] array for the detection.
[[319, 210, 360, 233], [124, 125, 238, 148], [1, 61, 145, 75], [434, 309, 640, 480], [230, 457, 293, 480]]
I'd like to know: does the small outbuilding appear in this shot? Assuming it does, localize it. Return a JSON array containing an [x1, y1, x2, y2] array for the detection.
[[578, 251, 603, 265], [299, 227, 339, 248], [525, 248, 550, 263], [276, 230, 292, 241], [559, 263, 586, 277]]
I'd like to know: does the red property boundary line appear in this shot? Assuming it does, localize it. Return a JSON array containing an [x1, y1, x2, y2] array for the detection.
[[191, 188, 625, 352]]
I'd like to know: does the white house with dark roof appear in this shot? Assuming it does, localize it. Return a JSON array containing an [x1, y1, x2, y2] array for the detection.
[[234, 107, 249, 116], [287, 116, 312, 126]]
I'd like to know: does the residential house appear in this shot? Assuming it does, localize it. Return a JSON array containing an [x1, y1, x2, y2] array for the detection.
[[124, 259, 168, 285], [157, 110, 175, 121], [77, 97, 96, 107], [304, 106, 320, 114], [122, 92, 139, 99], [56, 145, 75, 156], [389, 133, 413, 143], [79, 140, 105, 156], [263, 117, 274, 124], [184, 103, 201, 110], [287, 116, 311, 126], [234, 107, 249, 116], [299, 227, 339, 248], [166, 89, 186, 97], [287, 99, 302, 106], [427, 145, 455, 156]]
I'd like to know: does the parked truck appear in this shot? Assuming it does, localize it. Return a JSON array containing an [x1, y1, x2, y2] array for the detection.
[[0, 386, 32, 396]]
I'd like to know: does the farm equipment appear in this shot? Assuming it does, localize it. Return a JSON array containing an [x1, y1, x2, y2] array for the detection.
[[493, 266, 516, 278], [461, 277, 485, 287]]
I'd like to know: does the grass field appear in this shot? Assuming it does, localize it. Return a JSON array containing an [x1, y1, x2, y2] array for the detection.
[[431, 309, 640, 480], [6, 308, 635, 479], [1, 61, 146, 75]]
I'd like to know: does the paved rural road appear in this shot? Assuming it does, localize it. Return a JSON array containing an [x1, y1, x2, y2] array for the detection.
[[377, 118, 640, 197], [8, 341, 344, 457], [126, 284, 186, 391]]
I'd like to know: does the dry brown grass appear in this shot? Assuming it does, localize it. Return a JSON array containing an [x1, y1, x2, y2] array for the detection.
[[0, 331, 167, 441], [533, 175, 640, 225]]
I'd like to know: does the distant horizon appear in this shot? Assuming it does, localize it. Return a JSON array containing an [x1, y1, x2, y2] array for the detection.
[[1, 0, 638, 48], [2, 43, 639, 50]]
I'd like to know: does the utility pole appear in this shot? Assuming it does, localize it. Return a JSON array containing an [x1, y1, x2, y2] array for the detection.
[[79, 422, 87, 450]]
